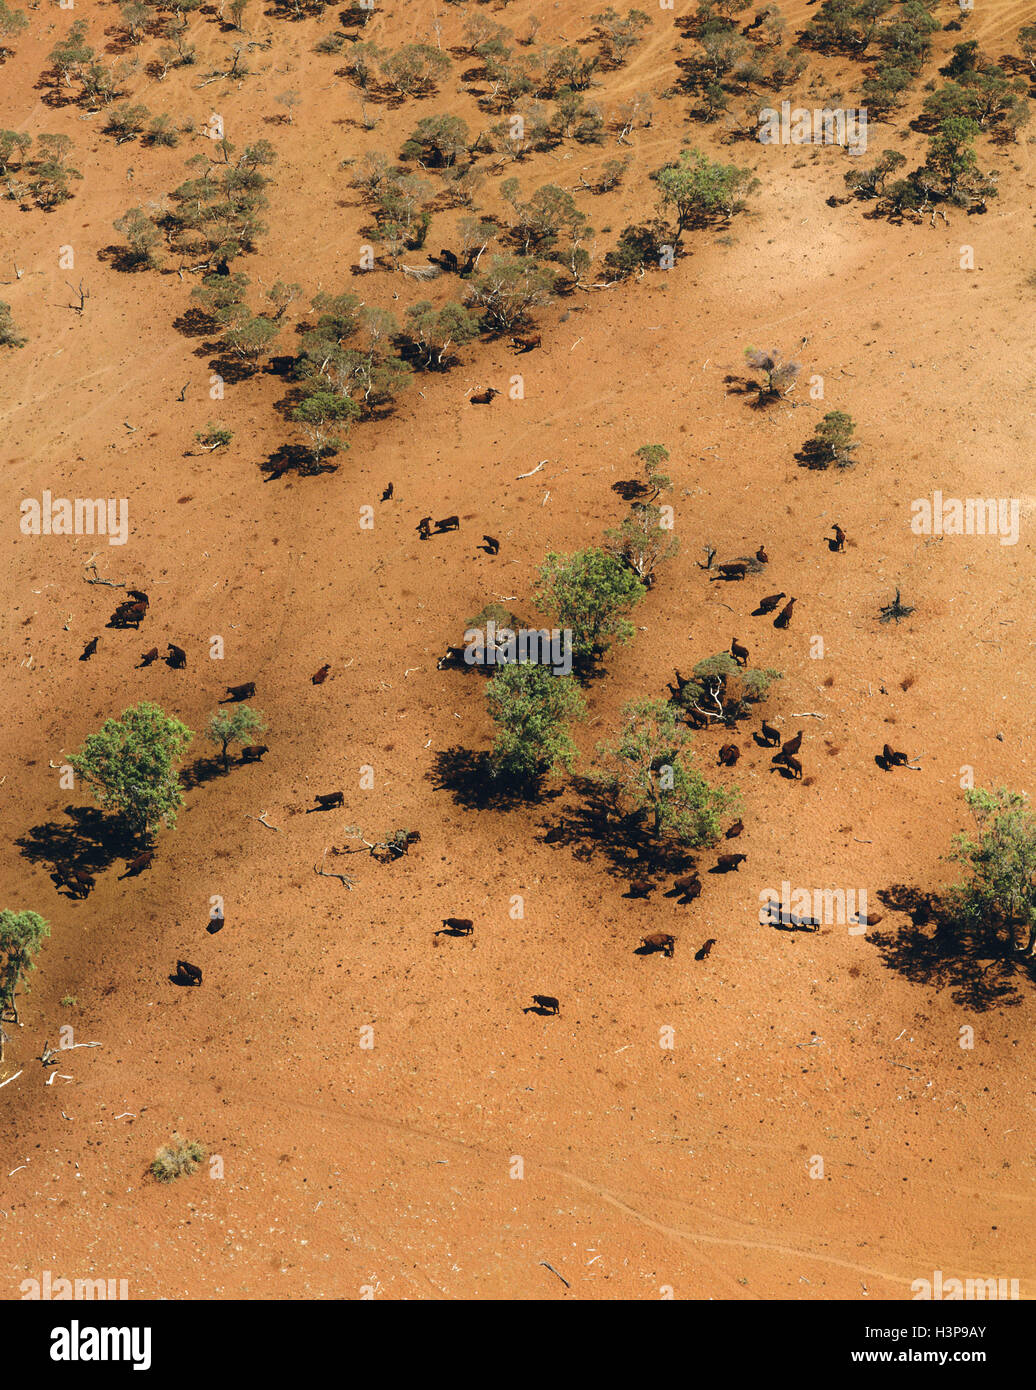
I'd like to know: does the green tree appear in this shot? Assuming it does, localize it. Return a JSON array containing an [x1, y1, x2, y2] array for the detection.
[[590, 7, 651, 67], [0, 129, 31, 175], [70, 702, 193, 840], [113, 207, 161, 268], [400, 113, 470, 167], [633, 443, 671, 495], [844, 148, 906, 198], [924, 115, 986, 203], [465, 254, 557, 331], [500, 179, 591, 258], [119, 1, 150, 42], [592, 699, 739, 845], [535, 547, 645, 663], [403, 300, 479, 368], [802, 410, 858, 468], [205, 704, 267, 769], [486, 663, 586, 782], [652, 148, 758, 241], [48, 19, 94, 88], [220, 312, 279, 363], [604, 504, 678, 588], [0, 910, 49, 1017], [0, 300, 26, 349], [946, 787, 1036, 956], [378, 43, 451, 97], [191, 271, 251, 325], [0, 0, 28, 47]]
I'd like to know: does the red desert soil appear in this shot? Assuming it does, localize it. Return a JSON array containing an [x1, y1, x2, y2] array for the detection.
[[1, 0, 1033, 1299]]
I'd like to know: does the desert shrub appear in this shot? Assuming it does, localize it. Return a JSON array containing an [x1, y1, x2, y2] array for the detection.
[[194, 423, 234, 451], [144, 114, 180, 147], [744, 346, 801, 399], [378, 43, 451, 97], [844, 148, 906, 198], [579, 157, 631, 195], [151, 1134, 207, 1183], [0, 300, 26, 348], [603, 219, 669, 278], [0, 0, 28, 47]]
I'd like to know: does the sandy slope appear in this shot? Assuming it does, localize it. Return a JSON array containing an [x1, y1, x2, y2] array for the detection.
[[1, 0, 1033, 1299]]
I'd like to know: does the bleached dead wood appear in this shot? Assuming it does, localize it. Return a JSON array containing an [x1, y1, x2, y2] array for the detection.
[[315, 847, 353, 889]]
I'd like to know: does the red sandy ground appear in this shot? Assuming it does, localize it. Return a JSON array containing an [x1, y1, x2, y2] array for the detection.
[[1, 0, 1033, 1299]]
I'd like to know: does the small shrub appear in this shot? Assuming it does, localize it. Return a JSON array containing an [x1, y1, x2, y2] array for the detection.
[[151, 1133, 207, 1183]]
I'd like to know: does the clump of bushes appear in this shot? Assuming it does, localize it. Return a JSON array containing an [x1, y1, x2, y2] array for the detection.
[[151, 1134, 207, 1183]]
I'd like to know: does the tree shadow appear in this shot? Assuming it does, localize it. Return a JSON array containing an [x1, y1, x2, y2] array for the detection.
[[172, 307, 218, 338], [260, 443, 339, 480], [96, 244, 151, 273], [534, 774, 698, 883], [868, 883, 1036, 1010], [427, 747, 563, 812], [202, 353, 263, 384], [179, 755, 227, 790], [16, 806, 141, 887]]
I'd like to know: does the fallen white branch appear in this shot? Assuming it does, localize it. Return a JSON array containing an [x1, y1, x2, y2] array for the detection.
[[516, 460, 548, 479], [315, 847, 354, 889], [248, 811, 281, 831], [790, 712, 826, 718]]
